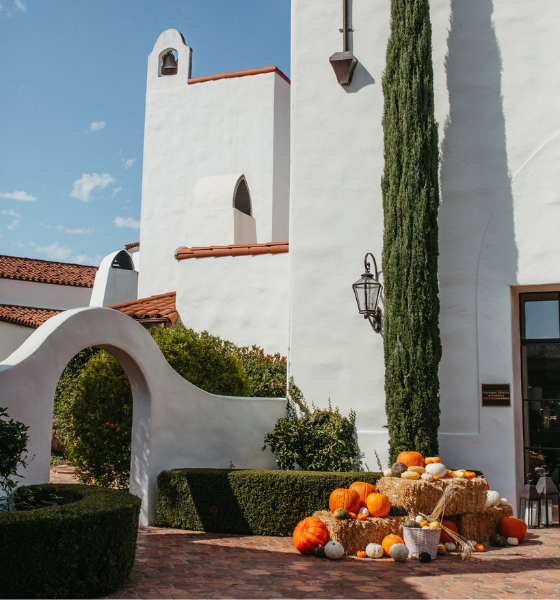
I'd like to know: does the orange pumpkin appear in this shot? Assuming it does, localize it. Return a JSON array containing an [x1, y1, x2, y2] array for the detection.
[[474, 544, 485, 552], [440, 520, 458, 543], [382, 534, 404, 557], [329, 488, 361, 514], [349, 481, 377, 506], [396, 451, 425, 468], [498, 517, 527, 542], [366, 493, 391, 517], [356, 513, 368, 521], [293, 517, 328, 554], [348, 512, 357, 519], [356, 550, 367, 558]]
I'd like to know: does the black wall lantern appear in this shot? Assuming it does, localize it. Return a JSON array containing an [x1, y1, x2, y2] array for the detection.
[[329, 0, 358, 86], [352, 253, 383, 333], [520, 474, 541, 528], [536, 467, 560, 527]]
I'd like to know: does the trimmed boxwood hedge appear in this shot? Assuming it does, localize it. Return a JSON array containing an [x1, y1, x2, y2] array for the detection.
[[156, 468, 381, 536], [0, 484, 141, 599]]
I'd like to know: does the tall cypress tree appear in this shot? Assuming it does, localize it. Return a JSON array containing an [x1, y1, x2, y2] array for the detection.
[[381, 0, 442, 462]]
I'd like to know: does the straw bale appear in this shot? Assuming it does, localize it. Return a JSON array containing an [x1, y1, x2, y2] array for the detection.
[[375, 476, 487, 516], [312, 510, 408, 556], [457, 505, 514, 543]]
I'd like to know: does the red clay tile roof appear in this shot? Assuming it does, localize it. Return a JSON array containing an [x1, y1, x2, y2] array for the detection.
[[0, 255, 98, 287], [188, 66, 290, 86], [175, 241, 289, 261], [125, 242, 140, 252], [0, 304, 62, 329], [109, 292, 178, 324]]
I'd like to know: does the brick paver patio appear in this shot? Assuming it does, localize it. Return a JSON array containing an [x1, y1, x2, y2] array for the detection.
[[104, 526, 560, 599]]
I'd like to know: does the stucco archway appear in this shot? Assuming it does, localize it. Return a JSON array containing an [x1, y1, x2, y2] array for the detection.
[[0, 307, 286, 524]]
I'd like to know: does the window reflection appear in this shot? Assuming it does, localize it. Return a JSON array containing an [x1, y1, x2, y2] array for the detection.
[[524, 298, 559, 339]]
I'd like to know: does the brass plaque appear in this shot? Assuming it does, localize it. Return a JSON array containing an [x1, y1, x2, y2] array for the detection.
[[481, 383, 511, 407]]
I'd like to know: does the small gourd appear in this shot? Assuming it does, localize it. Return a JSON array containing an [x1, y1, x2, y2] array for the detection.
[[415, 515, 424, 523], [418, 552, 431, 563], [401, 471, 420, 480], [507, 537, 519, 546], [357, 513, 368, 521], [474, 543, 485, 552], [425, 462, 447, 478], [429, 521, 440, 530], [356, 550, 367, 558], [391, 462, 408, 477], [383, 468, 393, 478], [454, 470, 465, 478], [500, 498, 508, 505], [422, 525, 430, 530], [421, 472, 434, 482], [312, 545, 326, 558], [334, 508, 349, 520], [420, 520, 429, 527], [389, 543, 409, 562], [486, 491, 501, 507], [489, 534, 507, 547], [403, 519, 420, 528], [388, 505, 407, 517], [365, 543, 383, 559], [407, 466, 426, 474], [437, 544, 447, 555], [358, 507, 370, 516], [444, 542, 456, 552], [324, 540, 345, 560]]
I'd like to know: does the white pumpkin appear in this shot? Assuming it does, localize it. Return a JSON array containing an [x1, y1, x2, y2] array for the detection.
[[422, 525, 430, 530], [468, 540, 477, 548], [421, 472, 434, 482], [500, 498, 508, 505], [425, 463, 447, 477], [444, 542, 456, 552], [415, 515, 424, 523], [324, 540, 345, 560], [383, 469, 393, 478], [389, 543, 409, 562], [486, 491, 501, 507], [507, 537, 519, 546], [358, 507, 370, 516], [365, 543, 383, 559]]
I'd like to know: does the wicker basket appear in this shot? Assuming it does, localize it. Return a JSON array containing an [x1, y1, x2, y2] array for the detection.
[[402, 527, 441, 560]]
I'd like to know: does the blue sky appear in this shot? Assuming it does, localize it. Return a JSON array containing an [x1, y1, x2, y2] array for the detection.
[[0, 0, 290, 265]]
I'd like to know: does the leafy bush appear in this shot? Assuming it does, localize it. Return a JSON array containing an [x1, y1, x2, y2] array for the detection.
[[156, 468, 381, 536], [0, 407, 30, 510], [0, 484, 140, 599], [237, 345, 287, 398], [262, 383, 362, 471]]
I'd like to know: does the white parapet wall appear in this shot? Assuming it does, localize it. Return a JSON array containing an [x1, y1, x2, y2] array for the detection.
[[0, 307, 286, 525]]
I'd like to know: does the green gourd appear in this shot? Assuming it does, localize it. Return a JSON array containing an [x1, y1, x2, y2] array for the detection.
[[312, 545, 326, 558], [388, 504, 407, 516], [391, 462, 408, 477], [489, 534, 507, 547], [334, 508, 349, 520], [403, 519, 420, 528]]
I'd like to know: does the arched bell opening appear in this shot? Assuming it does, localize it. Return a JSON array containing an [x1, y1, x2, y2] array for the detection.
[[158, 49, 178, 77], [234, 176, 252, 217]]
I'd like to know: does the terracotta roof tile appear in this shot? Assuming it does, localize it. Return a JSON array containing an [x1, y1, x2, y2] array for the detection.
[[125, 242, 140, 251], [109, 292, 178, 324], [0, 255, 98, 288], [188, 66, 290, 86], [0, 304, 62, 329], [175, 241, 289, 261]]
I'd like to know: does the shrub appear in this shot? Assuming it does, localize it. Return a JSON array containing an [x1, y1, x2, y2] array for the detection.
[[263, 385, 362, 471], [237, 345, 287, 398], [0, 484, 140, 599], [156, 468, 381, 536], [0, 407, 30, 509]]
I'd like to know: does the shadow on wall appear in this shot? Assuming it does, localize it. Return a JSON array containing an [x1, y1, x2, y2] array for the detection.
[[438, 0, 517, 432]]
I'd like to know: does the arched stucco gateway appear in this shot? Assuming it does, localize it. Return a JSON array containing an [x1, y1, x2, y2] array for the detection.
[[0, 307, 286, 525]]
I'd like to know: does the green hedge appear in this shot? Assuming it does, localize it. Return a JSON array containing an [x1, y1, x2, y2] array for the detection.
[[156, 468, 381, 536], [0, 484, 140, 599]]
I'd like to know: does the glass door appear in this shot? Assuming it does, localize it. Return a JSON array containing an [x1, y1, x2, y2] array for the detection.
[[520, 293, 560, 485]]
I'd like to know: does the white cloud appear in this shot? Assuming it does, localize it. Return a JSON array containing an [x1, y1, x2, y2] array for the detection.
[[112, 186, 123, 197], [14, 0, 25, 11], [1, 208, 21, 230], [114, 215, 140, 229], [65, 228, 93, 235], [32, 241, 73, 261], [0, 0, 26, 16], [0, 190, 36, 201], [89, 121, 105, 132], [74, 253, 103, 266], [122, 158, 137, 169], [70, 172, 115, 202]]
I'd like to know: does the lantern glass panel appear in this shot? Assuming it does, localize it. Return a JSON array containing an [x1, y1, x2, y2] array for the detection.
[[353, 276, 381, 315], [520, 496, 540, 527], [540, 497, 559, 526]]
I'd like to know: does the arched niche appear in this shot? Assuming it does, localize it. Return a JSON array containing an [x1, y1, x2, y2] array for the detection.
[[234, 177, 252, 217]]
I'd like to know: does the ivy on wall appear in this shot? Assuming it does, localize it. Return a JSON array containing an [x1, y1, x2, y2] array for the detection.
[[381, 0, 442, 461]]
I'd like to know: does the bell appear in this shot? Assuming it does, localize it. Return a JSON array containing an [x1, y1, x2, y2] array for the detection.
[[161, 51, 177, 76]]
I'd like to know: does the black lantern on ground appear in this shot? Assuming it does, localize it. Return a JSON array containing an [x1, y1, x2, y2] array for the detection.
[[520, 474, 541, 528], [352, 253, 383, 333], [536, 466, 560, 527]]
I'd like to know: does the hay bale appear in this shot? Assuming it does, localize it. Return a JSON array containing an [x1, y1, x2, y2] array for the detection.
[[375, 476, 487, 516], [457, 505, 514, 543], [312, 510, 408, 555]]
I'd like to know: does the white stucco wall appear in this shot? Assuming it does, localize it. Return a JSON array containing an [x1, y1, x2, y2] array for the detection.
[[289, 0, 390, 468], [176, 252, 289, 355], [139, 29, 291, 298], [0, 307, 286, 525], [0, 321, 34, 362], [0, 278, 92, 310], [89, 251, 138, 307]]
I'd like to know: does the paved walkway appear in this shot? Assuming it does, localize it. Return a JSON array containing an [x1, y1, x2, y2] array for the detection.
[[105, 526, 560, 599]]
